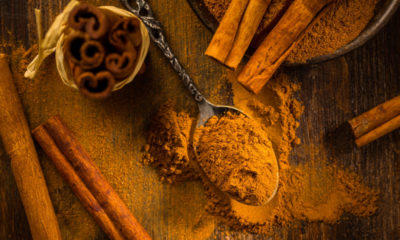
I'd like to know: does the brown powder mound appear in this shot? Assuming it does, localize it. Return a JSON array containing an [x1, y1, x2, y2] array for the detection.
[[203, 0, 379, 63], [196, 112, 278, 206], [143, 101, 197, 183]]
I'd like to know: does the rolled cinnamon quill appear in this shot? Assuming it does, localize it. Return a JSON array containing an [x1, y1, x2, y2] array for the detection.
[[68, 3, 120, 39], [76, 71, 116, 100], [205, 0, 250, 63], [64, 31, 105, 69], [0, 54, 62, 240], [33, 126, 125, 240], [349, 96, 400, 139], [238, 0, 333, 94], [355, 115, 400, 147], [225, 0, 271, 69], [349, 95, 400, 147], [109, 18, 142, 51], [32, 116, 152, 240], [105, 50, 137, 80]]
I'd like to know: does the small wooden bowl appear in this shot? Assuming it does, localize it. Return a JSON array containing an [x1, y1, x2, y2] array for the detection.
[[187, 0, 400, 65]]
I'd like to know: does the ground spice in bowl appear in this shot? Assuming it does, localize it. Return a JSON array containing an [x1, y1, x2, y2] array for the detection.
[[203, 0, 380, 63], [195, 112, 279, 206]]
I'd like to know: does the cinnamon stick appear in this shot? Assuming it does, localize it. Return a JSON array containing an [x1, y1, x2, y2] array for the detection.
[[32, 126, 125, 240], [109, 18, 142, 51], [105, 49, 137, 80], [205, 0, 250, 63], [349, 95, 400, 138], [76, 71, 116, 100], [33, 116, 152, 240], [355, 115, 400, 147], [68, 4, 121, 39], [64, 31, 105, 69], [238, 0, 333, 94], [224, 0, 271, 69], [0, 54, 62, 240]]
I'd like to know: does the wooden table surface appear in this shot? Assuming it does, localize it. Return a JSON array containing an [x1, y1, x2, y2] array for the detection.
[[0, 0, 399, 239]]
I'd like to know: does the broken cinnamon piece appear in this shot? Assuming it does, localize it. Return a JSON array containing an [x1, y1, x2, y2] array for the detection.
[[64, 31, 105, 69], [68, 3, 121, 39], [76, 71, 116, 100], [224, 0, 271, 69], [109, 18, 142, 51], [205, 0, 250, 63], [238, 0, 334, 94], [105, 49, 137, 80]]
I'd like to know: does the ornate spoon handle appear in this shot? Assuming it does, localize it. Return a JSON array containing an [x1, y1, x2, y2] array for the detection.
[[120, 0, 204, 103]]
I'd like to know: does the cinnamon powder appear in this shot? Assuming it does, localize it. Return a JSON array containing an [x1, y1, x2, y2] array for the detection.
[[196, 112, 278, 206], [143, 72, 378, 236], [204, 0, 379, 63]]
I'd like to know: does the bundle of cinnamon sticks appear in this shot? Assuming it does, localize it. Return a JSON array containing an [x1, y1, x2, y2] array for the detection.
[[206, 0, 334, 94], [206, 0, 271, 69], [64, 3, 145, 99]]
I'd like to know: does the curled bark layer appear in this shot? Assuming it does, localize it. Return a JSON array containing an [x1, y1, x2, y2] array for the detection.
[[76, 71, 116, 100], [109, 18, 142, 51], [68, 4, 121, 39], [64, 31, 105, 69], [105, 49, 137, 80]]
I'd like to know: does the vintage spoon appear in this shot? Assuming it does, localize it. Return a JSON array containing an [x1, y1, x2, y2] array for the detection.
[[120, 0, 279, 205]]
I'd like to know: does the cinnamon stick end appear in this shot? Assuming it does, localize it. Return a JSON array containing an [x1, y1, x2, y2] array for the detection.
[[237, 75, 264, 95], [347, 118, 361, 138], [76, 71, 116, 100], [204, 49, 227, 65]]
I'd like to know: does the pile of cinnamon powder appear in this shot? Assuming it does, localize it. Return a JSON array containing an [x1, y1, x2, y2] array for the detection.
[[143, 72, 378, 237], [196, 112, 278, 206]]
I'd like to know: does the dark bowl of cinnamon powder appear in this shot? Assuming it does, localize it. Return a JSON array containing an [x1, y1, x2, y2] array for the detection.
[[188, 0, 400, 65]]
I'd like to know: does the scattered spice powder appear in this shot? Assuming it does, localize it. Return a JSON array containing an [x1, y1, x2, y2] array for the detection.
[[204, 0, 379, 63], [142, 101, 197, 183], [196, 112, 279, 206], [204, 155, 378, 235], [143, 72, 378, 236]]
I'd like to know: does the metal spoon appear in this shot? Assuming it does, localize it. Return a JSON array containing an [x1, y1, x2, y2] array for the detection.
[[120, 0, 279, 205]]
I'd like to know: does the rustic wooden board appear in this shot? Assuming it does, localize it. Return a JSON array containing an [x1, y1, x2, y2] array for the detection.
[[0, 0, 399, 239]]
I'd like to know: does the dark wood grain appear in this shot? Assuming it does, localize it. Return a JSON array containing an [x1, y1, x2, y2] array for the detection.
[[0, 0, 399, 239]]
